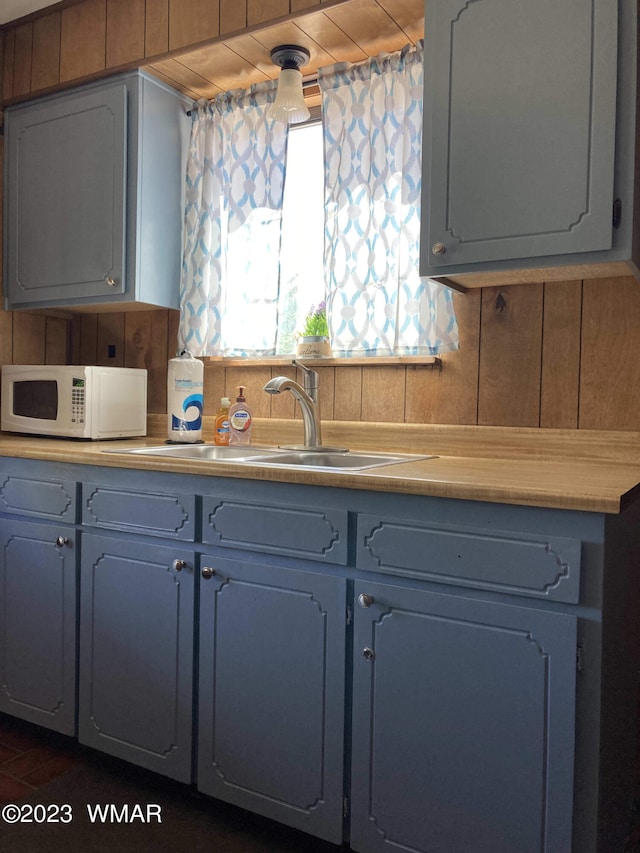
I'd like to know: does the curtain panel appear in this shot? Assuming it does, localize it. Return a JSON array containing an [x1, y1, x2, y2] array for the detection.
[[319, 42, 459, 356], [178, 82, 288, 357]]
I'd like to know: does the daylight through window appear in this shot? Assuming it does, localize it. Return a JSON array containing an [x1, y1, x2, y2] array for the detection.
[[276, 120, 325, 355]]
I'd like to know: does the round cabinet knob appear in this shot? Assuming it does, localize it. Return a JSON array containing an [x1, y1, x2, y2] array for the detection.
[[55, 536, 70, 547], [201, 567, 216, 580], [431, 241, 446, 256], [358, 593, 374, 608], [172, 559, 187, 572], [104, 276, 118, 287], [363, 647, 375, 661]]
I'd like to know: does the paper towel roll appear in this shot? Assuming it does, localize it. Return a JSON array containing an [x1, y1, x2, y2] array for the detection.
[[167, 352, 204, 443]]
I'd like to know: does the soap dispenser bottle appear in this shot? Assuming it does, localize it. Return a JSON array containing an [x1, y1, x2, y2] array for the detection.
[[229, 386, 252, 446], [213, 397, 231, 446]]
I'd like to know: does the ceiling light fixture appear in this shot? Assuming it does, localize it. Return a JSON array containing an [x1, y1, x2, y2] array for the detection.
[[270, 45, 311, 125]]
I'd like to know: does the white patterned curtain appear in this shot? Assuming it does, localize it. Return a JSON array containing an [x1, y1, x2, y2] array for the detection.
[[178, 83, 288, 356], [319, 43, 459, 356]]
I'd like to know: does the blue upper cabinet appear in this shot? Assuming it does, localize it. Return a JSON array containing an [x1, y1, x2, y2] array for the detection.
[[4, 71, 190, 310], [420, 0, 638, 288]]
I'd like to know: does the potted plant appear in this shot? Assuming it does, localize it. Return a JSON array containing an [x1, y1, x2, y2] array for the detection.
[[296, 301, 332, 357]]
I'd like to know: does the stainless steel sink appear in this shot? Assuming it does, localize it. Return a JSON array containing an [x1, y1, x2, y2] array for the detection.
[[253, 451, 433, 470], [103, 444, 434, 470], [103, 444, 284, 462]]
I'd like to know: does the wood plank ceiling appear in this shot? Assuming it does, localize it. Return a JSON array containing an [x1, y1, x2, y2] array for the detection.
[[145, 0, 424, 102]]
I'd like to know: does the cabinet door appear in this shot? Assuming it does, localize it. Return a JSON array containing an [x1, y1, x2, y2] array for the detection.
[[79, 534, 194, 782], [351, 580, 577, 853], [0, 519, 76, 735], [421, 0, 617, 272], [6, 83, 127, 306], [198, 555, 346, 844]]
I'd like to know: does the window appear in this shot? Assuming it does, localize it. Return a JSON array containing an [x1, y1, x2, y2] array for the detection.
[[179, 45, 459, 360], [275, 119, 325, 355]]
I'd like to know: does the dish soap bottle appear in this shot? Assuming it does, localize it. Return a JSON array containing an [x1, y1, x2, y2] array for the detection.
[[214, 397, 231, 446], [229, 386, 252, 446]]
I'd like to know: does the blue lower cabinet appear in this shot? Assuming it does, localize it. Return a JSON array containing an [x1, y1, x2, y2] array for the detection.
[[1, 460, 629, 853], [78, 533, 195, 782], [198, 555, 347, 844], [0, 519, 77, 735], [350, 580, 577, 853]]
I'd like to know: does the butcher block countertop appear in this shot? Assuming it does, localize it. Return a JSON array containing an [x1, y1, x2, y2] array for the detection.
[[2, 418, 640, 514]]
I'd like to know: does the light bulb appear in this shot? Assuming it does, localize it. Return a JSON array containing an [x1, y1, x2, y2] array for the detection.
[[271, 68, 310, 124]]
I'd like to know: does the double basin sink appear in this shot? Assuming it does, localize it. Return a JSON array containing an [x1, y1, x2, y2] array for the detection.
[[106, 444, 434, 471]]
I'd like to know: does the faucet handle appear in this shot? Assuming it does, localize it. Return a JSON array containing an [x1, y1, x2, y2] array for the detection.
[[291, 358, 318, 378], [292, 358, 312, 376], [292, 359, 319, 397]]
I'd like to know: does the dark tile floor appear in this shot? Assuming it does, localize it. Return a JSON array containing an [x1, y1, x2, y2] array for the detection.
[[0, 715, 85, 805], [0, 713, 343, 853], [6, 713, 640, 853]]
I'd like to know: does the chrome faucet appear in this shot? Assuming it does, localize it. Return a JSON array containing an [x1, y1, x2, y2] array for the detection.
[[263, 360, 323, 448], [263, 360, 347, 452]]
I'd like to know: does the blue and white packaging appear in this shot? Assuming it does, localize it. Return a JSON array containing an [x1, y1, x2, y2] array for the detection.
[[167, 351, 203, 443]]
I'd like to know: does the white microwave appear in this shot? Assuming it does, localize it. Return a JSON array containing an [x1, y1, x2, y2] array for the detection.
[[1, 365, 147, 440]]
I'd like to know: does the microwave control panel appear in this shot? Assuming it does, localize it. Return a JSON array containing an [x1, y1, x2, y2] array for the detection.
[[71, 378, 86, 425]]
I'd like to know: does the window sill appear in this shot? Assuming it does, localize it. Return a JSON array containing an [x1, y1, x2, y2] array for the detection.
[[205, 356, 442, 368]]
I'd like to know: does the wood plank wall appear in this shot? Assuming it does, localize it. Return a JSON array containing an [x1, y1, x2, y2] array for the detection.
[[0, 0, 329, 104], [0, 275, 628, 432]]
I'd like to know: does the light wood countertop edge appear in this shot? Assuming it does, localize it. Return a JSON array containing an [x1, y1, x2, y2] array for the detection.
[[1, 431, 639, 514]]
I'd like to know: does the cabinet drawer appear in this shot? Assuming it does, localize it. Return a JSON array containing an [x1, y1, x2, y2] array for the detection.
[[202, 497, 348, 564], [0, 474, 78, 523], [82, 483, 196, 541], [357, 515, 581, 603]]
